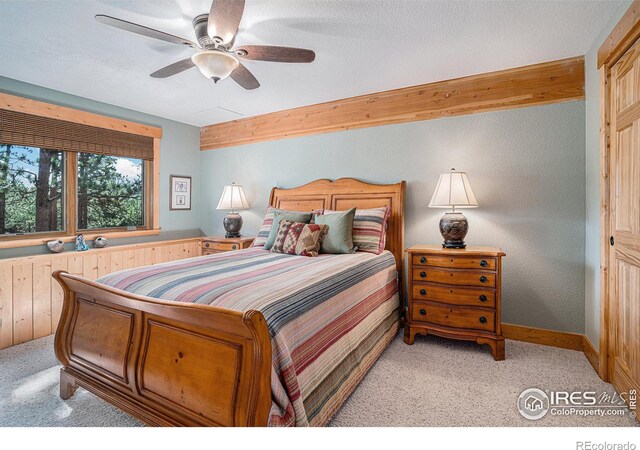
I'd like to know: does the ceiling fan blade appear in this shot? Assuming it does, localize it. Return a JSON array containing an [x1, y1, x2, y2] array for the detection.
[[235, 45, 315, 63], [150, 58, 195, 78], [229, 63, 260, 90], [95, 14, 198, 48], [207, 0, 245, 46]]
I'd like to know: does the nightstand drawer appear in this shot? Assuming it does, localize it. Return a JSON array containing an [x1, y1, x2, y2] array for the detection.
[[411, 283, 496, 308], [412, 254, 496, 271], [202, 249, 222, 255], [412, 268, 496, 288], [202, 241, 241, 251], [411, 302, 495, 332]]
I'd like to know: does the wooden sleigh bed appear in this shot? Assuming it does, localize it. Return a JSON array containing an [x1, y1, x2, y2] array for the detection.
[[53, 178, 405, 426]]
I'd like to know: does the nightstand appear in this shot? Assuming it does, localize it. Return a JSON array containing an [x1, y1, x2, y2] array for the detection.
[[404, 245, 506, 360], [201, 236, 254, 255]]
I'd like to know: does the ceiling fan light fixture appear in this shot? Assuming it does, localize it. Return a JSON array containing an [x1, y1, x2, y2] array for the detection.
[[191, 50, 239, 82]]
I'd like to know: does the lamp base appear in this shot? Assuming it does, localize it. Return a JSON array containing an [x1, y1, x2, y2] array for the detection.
[[439, 212, 468, 249], [223, 212, 243, 238]]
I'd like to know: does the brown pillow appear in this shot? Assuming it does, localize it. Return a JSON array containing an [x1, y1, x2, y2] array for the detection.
[[270, 220, 328, 257]]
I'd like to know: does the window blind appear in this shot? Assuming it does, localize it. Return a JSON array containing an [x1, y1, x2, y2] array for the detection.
[[0, 109, 154, 160]]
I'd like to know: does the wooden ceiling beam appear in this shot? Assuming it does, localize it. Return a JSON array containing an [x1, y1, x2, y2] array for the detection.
[[200, 56, 585, 151]]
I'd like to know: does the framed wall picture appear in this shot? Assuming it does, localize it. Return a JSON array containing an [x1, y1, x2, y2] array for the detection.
[[169, 175, 192, 211]]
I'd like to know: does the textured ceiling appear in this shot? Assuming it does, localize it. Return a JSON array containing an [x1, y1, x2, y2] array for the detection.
[[0, 0, 619, 127]]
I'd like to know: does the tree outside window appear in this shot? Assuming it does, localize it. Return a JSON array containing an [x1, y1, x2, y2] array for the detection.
[[77, 153, 144, 230], [0, 144, 145, 236], [0, 144, 64, 235]]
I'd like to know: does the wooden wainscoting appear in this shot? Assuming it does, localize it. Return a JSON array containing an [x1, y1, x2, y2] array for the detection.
[[0, 238, 202, 349]]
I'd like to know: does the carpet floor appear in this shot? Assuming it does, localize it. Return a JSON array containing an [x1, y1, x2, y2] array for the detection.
[[1, 332, 637, 427]]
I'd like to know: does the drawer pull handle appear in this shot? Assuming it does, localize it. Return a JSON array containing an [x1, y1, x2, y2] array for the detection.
[[420, 256, 427, 264], [419, 271, 427, 278], [479, 295, 487, 302], [232, 245, 237, 250], [479, 316, 487, 324], [480, 259, 488, 267], [419, 309, 427, 316], [479, 276, 487, 283], [419, 289, 427, 296], [204, 243, 209, 248]]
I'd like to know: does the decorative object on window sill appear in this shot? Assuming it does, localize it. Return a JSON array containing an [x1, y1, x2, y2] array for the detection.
[[170, 175, 192, 211], [428, 168, 478, 249], [216, 182, 250, 238], [75, 234, 89, 252], [47, 239, 65, 253], [94, 236, 108, 248]]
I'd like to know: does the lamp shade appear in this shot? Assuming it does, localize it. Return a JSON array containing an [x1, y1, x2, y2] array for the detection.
[[428, 169, 478, 209], [216, 183, 249, 211]]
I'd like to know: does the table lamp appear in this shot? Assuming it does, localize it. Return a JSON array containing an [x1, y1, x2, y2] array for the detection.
[[216, 182, 250, 238], [428, 168, 478, 248]]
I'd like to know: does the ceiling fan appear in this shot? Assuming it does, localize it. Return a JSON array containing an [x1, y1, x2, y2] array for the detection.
[[95, 0, 315, 90]]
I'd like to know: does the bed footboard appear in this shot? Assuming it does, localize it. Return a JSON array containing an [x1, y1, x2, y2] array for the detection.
[[52, 271, 272, 427]]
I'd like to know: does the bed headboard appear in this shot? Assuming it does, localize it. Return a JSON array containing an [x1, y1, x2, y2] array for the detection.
[[269, 178, 406, 283]]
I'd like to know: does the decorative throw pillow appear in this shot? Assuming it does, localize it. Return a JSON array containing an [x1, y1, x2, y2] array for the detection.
[[252, 206, 279, 247], [314, 207, 356, 254], [270, 220, 328, 257], [324, 206, 390, 254], [252, 207, 323, 248], [264, 211, 313, 250]]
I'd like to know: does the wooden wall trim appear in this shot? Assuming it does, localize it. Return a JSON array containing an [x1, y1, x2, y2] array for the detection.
[[583, 336, 600, 376], [598, 1, 640, 69], [0, 92, 162, 139], [0, 238, 201, 349], [502, 323, 584, 351], [200, 56, 585, 151], [151, 139, 161, 229], [599, 65, 611, 382], [504, 324, 604, 380]]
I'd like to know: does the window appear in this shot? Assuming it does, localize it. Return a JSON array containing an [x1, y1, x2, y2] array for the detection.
[[77, 154, 144, 230], [0, 147, 148, 237], [0, 144, 64, 235], [0, 93, 161, 248]]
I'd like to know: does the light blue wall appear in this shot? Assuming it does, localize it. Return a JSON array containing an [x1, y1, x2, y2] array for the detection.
[[0, 25, 614, 334], [0, 76, 203, 259], [201, 102, 586, 333], [584, 0, 633, 347]]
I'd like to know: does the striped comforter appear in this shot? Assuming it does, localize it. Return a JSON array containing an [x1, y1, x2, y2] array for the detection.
[[96, 247, 400, 426]]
